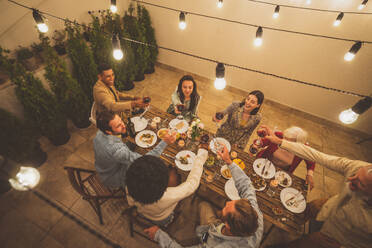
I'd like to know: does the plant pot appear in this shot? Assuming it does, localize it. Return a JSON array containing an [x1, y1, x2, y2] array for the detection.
[[54, 44, 67, 55], [23, 143, 47, 167], [73, 117, 91, 129], [144, 64, 155, 74], [21, 57, 39, 71], [134, 73, 145, 82], [48, 128, 70, 146]]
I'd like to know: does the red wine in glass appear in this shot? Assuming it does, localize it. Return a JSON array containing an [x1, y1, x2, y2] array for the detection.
[[215, 112, 224, 120], [249, 144, 258, 154], [143, 96, 151, 103], [257, 129, 266, 138], [176, 104, 185, 112]]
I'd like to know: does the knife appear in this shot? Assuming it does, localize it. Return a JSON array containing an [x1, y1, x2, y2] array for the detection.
[[261, 159, 267, 176]]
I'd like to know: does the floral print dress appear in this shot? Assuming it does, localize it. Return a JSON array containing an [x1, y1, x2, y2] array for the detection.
[[216, 102, 261, 149]]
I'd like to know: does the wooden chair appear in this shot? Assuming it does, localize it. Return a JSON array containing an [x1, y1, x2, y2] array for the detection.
[[64, 166, 123, 225], [122, 206, 157, 242]]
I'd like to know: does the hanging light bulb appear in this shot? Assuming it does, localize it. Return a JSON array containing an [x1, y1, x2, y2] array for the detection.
[[358, 0, 368, 10], [254, 27, 263, 47], [339, 96, 372, 124], [333, 12, 344, 26], [110, 0, 117, 13], [214, 63, 226, 90], [273, 5, 280, 19], [112, 34, 123, 60], [32, 9, 48, 33], [344, 41, 362, 61], [9, 166, 41, 191], [306, 0, 311, 5], [217, 0, 223, 8], [179, 12, 187, 30]]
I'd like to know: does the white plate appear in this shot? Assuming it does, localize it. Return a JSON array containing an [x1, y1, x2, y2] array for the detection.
[[253, 158, 276, 179], [131, 116, 148, 132], [135, 130, 157, 148], [250, 176, 267, 191], [280, 187, 306, 214], [169, 119, 189, 133], [220, 165, 232, 180], [175, 150, 196, 171], [224, 179, 240, 200], [209, 137, 231, 154], [275, 171, 292, 187]]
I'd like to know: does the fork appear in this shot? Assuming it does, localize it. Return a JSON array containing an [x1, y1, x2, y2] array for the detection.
[[285, 191, 302, 205]]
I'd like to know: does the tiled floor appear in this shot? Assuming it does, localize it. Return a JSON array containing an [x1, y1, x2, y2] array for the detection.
[[0, 64, 371, 248]]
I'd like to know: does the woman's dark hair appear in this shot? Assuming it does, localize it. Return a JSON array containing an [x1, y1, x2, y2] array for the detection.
[[126, 155, 169, 204], [177, 75, 199, 112], [239, 90, 264, 115]]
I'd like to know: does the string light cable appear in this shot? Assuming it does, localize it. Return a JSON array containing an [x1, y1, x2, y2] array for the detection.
[[243, 0, 372, 15], [133, 0, 372, 44], [6, 0, 368, 99]]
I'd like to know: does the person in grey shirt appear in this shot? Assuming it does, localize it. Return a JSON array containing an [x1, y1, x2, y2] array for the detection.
[[144, 145, 264, 248], [93, 111, 176, 189]]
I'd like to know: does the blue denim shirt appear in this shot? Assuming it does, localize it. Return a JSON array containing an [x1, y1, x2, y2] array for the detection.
[[155, 163, 264, 248], [93, 130, 167, 188]]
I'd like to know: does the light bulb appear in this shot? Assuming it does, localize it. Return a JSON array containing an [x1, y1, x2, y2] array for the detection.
[[273, 12, 279, 19], [333, 20, 341, 26], [344, 52, 355, 61], [113, 49, 123, 60], [254, 38, 263, 46], [110, 5, 117, 13], [217, 0, 223, 8], [344, 42, 362, 61], [306, 0, 311, 5], [339, 109, 359, 124], [37, 23, 48, 33], [9, 166, 40, 191], [358, 4, 365, 10], [214, 78, 226, 90], [179, 21, 187, 30], [273, 5, 280, 19]]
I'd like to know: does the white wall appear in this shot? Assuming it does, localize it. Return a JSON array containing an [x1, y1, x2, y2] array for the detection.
[[1, 0, 371, 133]]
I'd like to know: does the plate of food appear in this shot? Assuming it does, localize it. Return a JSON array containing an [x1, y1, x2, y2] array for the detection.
[[135, 130, 157, 148], [280, 187, 306, 214], [209, 137, 231, 154], [131, 116, 148, 132], [157, 128, 169, 139], [253, 158, 276, 179], [232, 158, 246, 170], [275, 171, 292, 187], [169, 119, 189, 133], [175, 150, 196, 171], [250, 173, 267, 191], [220, 165, 232, 179], [224, 179, 240, 200]]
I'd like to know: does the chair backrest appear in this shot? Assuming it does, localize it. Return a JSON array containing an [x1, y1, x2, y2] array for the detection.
[[89, 102, 97, 126], [64, 166, 95, 198]]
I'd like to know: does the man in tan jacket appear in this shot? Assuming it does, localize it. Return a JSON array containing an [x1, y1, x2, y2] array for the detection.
[[261, 125, 372, 248], [93, 64, 147, 119]]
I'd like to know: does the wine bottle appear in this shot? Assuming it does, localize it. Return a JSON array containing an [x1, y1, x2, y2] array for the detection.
[[127, 117, 136, 138]]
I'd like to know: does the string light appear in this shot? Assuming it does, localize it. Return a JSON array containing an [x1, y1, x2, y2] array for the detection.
[[112, 34, 123, 60], [333, 12, 344, 26], [217, 0, 223, 8], [273, 5, 280, 19], [358, 0, 368, 10], [32, 9, 48, 33], [110, 0, 117, 13], [214, 63, 226, 90], [344, 41, 362, 61], [179, 12, 186, 30], [339, 96, 372, 124], [254, 26, 263, 46], [306, 0, 311, 5]]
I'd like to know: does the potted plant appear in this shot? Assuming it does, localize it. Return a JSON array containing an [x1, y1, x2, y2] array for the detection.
[[137, 4, 158, 74], [0, 108, 47, 167], [15, 46, 38, 71], [0, 46, 70, 146], [41, 35, 91, 128], [65, 21, 98, 104], [52, 30, 67, 55], [31, 41, 45, 64]]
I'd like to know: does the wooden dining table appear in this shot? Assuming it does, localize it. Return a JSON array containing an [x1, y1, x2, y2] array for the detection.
[[126, 106, 308, 236]]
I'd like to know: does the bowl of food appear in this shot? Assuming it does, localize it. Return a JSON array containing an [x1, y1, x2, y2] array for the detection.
[[153, 116, 161, 123], [233, 158, 245, 170], [157, 128, 169, 139], [221, 165, 232, 179], [178, 139, 185, 148], [205, 156, 215, 167], [250, 173, 267, 191], [230, 151, 238, 159]]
